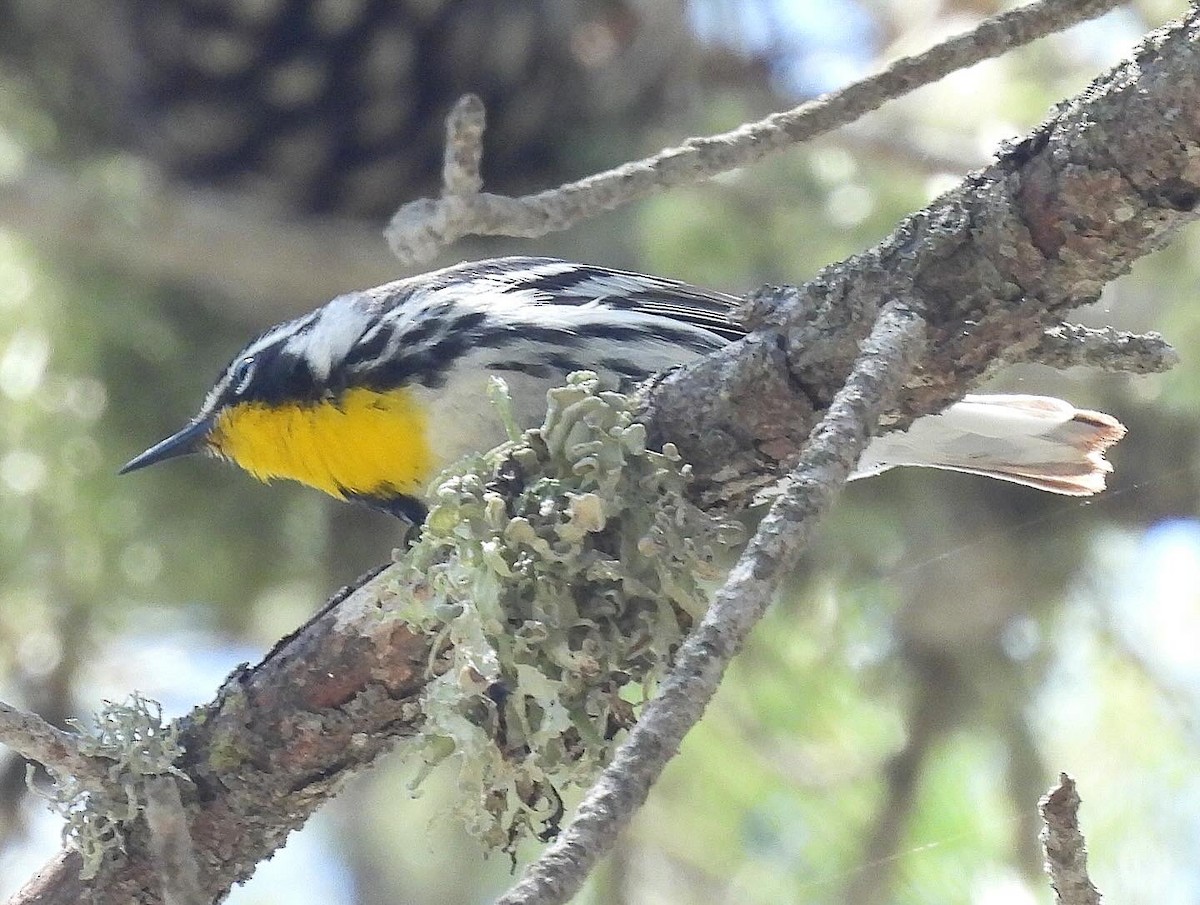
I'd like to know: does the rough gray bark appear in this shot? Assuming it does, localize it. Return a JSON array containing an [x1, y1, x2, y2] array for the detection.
[[643, 11, 1200, 508]]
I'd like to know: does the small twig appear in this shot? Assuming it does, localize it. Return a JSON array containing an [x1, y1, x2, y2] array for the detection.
[[442, 94, 486, 197], [494, 303, 927, 905], [143, 776, 205, 905], [1009, 323, 1178, 373], [386, 0, 1123, 264], [0, 700, 106, 785], [1040, 774, 1103, 905]]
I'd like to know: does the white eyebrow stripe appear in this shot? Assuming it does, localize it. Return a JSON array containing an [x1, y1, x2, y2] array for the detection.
[[284, 294, 372, 380]]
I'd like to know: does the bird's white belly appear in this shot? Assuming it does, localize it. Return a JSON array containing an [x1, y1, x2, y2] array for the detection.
[[409, 368, 578, 475]]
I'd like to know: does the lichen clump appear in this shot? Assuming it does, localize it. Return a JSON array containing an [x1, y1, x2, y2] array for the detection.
[[387, 372, 742, 852], [38, 694, 184, 878]]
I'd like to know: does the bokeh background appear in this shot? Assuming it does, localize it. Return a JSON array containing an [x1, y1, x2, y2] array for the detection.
[[0, 1, 1197, 902]]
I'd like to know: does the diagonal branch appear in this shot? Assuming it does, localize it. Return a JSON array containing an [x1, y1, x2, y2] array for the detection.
[[641, 8, 1200, 509], [385, 0, 1123, 264], [495, 302, 927, 905]]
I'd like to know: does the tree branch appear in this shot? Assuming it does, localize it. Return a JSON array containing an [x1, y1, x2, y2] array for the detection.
[[1039, 774, 1102, 905], [385, 0, 1123, 264], [1007, 323, 1178, 373], [8, 568, 433, 905], [641, 9, 1200, 508], [0, 701, 106, 786]]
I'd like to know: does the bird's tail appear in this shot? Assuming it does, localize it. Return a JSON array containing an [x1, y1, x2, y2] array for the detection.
[[852, 394, 1127, 495]]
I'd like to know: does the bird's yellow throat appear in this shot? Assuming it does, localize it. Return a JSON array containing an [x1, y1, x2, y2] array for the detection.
[[210, 386, 435, 501]]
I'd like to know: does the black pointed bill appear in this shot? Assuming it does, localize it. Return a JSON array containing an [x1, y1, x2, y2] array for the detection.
[[119, 417, 214, 475]]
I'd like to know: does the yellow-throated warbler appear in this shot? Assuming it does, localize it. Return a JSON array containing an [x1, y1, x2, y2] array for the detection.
[[120, 257, 1125, 520]]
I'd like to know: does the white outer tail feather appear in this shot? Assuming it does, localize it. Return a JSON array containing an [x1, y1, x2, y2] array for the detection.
[[852, 394, 1127, 495]]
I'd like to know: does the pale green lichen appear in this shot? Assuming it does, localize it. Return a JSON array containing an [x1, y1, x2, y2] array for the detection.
[[34, 693, 184, 879], [387, 373, 743, 852]]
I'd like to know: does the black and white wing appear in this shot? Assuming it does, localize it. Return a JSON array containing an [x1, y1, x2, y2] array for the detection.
[[407, 256, 747, 343]]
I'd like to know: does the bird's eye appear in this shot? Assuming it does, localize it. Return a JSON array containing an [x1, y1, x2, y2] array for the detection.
[[230, 356, 256, 395]]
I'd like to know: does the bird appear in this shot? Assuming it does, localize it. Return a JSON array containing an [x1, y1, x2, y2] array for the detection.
[[119, 256, 1126, 521]]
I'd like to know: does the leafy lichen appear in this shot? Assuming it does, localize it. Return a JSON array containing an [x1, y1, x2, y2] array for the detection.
[[386, 373, 743, 851], [34, 693, 184, 879]]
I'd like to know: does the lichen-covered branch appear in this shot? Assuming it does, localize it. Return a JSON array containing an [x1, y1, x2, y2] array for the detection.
[[1040, 774, 1102, 905], [385, 0, 1122, 264], [9, 569, 432, 905], [494, 303, 927, 905]]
